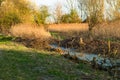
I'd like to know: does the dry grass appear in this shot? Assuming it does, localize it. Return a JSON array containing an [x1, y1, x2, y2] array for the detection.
[[93, 21, 120, 40], [10, 24, 51, 39], [48, 22, 120, 40], [48, 23, 89, 32]]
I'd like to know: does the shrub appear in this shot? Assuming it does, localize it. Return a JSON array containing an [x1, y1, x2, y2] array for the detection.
[[0, 12, 21, 33], [0, 0, 4, 5], [61, 9, 82, 23], [34, 5, 50, 25]]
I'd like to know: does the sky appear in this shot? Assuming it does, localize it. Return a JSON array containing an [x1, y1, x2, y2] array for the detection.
[[30, 0, 64, 7], [29, 0, 80, 14], [30, 0, 70, 15]]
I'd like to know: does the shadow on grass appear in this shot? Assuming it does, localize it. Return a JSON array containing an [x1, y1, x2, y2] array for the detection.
[[0, 35, 14, 42], [0, 48, 111, 80], [0, 49, 88, 80]]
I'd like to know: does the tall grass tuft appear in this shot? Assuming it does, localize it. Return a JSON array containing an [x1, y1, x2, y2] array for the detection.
[[10, 24, 51, 39], [93, 22, 120, 40]]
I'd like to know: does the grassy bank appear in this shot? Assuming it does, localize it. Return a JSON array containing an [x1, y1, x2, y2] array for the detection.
[[0, 35, 111, 80]]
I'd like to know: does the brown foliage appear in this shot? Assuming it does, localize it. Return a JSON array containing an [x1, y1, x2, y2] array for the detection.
[[10, 24, 52, 50]]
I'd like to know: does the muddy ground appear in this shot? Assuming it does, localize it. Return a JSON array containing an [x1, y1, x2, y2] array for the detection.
[[14, 36, 120, 58], [60, 36, 120, 58], [14, 37, 52, 50]]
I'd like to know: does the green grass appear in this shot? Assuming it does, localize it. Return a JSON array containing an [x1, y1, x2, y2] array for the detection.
[[0, 35, 111, 80], [0, 34, 15, 43]]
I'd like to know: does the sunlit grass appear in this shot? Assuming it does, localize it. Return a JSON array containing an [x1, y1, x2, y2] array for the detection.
[[48, 23, 89, 32], [49, 22, 120, 41]]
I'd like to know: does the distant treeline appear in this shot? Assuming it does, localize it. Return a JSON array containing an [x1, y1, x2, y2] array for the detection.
[[0, 0, 120, 33]]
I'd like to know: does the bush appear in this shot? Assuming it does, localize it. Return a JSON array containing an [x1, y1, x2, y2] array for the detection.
[[61, 9, 82, 23], [0, 12, 21, 33], [34, 6, 50, 25], [0, 0, 4, 5]]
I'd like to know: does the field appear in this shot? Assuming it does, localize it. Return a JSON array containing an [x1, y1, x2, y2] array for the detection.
[[0, 22, 120, 80], [0, 35, 111, 80], [48, 23, 120, 40], [0, 0, 120, 79], [48, 23, 120, 56], [48, 23, 89, 32]]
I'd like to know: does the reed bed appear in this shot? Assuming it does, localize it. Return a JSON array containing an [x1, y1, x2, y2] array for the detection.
[[10, 24, 51, 39], [48, 23, 89, 32]]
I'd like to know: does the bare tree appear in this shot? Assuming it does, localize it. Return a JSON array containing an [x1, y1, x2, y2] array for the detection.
[[78, 0, 104, 31], [106, 0, 120, 20], [65, 0, 78, 11], [105, 0, 120, 20], [54, 2, 63, 23]]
